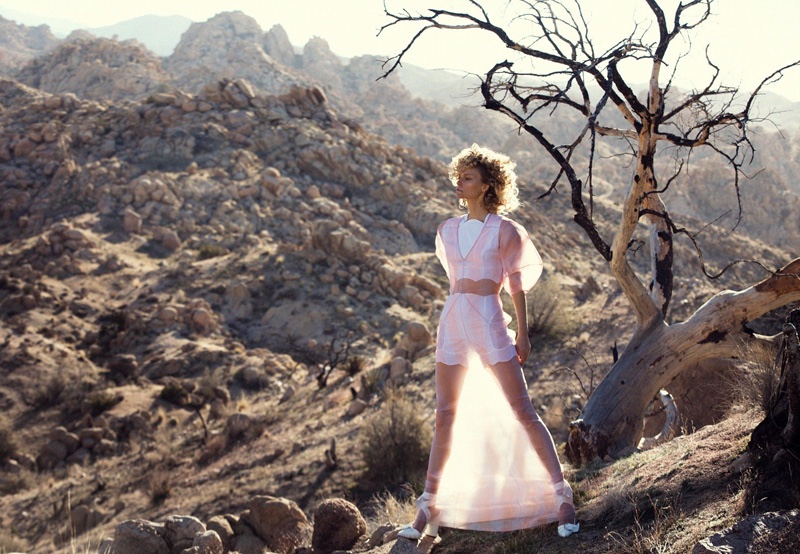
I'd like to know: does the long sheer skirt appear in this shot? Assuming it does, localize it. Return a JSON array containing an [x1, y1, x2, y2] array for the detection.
[[430, 292, 568, 531]]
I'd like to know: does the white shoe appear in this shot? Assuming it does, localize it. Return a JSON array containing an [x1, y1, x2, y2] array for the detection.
[[397, 524, 422, 540], [398, 492, 439, 540], [558, 522, 580, 537], [554, 480, 579, 537]]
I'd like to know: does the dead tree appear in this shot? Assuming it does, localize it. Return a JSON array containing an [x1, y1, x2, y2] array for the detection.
[[380, 0, 800, 462], [316, 331, 354, 389]]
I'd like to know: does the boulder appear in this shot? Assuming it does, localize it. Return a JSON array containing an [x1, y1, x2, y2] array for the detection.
[[241, 496, 309, 552], [311, 498, 367, 554], [389, 357, 412, 382], [164, 515, 206, 549], [187, 530, 224, 554], [206, 515, 235, 552], [404, 321, 432, 360], [113, 519, 170, 554]]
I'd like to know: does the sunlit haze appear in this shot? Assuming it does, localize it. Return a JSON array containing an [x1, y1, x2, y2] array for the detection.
[[1, 0, 799, 101]]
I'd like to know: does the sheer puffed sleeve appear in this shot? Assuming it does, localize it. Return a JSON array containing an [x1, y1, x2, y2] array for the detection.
[[499, 218, 543, 294], [435, 221, 449, 279]]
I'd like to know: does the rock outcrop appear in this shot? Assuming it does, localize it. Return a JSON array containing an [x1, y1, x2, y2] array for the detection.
[[0, 15, 59, 75], [165, 11, 305, 96], [15, 37, 171, 101]]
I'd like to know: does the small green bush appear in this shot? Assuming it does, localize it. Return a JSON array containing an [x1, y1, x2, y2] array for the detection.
[[360, 389, 431, 485]]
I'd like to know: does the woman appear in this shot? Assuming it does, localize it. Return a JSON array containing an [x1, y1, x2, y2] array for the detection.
[[399, 145, 578, 549]]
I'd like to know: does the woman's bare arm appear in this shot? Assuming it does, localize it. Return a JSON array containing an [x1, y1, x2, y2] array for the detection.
[[511, 290, 530, 364]]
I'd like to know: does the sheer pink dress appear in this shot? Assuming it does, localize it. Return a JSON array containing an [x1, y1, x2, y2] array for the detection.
[[429, 212, 568, 532]]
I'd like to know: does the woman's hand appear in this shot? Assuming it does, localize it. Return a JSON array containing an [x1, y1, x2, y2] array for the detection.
[[515, 332, 531, 365]]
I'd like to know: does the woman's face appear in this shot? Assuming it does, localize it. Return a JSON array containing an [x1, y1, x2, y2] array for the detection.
[[455, 166, 488, 203]]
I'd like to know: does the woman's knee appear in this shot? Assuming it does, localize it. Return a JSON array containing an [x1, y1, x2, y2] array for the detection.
[[508, 395, 541, 425]]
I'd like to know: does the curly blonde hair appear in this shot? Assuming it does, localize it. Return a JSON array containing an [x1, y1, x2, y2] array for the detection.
[[447, 144, 520, 214]]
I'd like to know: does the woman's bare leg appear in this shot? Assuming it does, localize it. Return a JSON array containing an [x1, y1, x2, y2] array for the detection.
[[409, 362, 469, 533], [488, 358, 576, 525]]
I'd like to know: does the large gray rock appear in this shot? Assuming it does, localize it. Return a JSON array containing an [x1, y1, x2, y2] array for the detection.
[[113, 519, 170, 554], [311, 498, 367, 554], [692, 509, 800, 553]]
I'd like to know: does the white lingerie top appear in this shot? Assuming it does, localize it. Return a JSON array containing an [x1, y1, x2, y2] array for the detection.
[[435, 212, 543, 296], [458, 215, 487, 258]]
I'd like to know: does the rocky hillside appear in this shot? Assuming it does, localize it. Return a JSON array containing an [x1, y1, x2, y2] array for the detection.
[[5, 10, 800, 253], [0, 14, 59, 75]]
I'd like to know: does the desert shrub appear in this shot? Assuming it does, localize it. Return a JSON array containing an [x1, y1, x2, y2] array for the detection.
[[29, 373, 67, 409], [159, 380, 190, 406], [724, 341, 781, 415], [197, 243, 228, 260], [345, 355, 367, 376], [359, 366, 386, 399], [527, 273, 577, 340], [0, 416, 18, 465], [360, 389, 431, 485], [148, 468, 172, 505], [196, 368, 227, 403], [85, 390, 121, 416]]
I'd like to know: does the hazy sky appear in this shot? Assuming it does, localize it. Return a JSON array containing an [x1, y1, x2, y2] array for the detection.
[[2, 0, 799, 100]]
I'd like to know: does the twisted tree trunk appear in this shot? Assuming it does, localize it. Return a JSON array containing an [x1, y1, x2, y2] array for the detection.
[[566, 259, 800, 463]]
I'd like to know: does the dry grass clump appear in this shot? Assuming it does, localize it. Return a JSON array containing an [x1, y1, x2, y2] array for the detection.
[[29, 373, 67, 409], [723, 341, 781, 415], [364, 489, 418, 528], [0, 415, 18, 465], [527, 273, 579, 341], [358, 366, 385, 399], [605, 494, 685, 554], [85, 389, 121, 416], [148, 467, 173, 505], [345, 355, 367, 376], [360, 388, 431, 485]]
